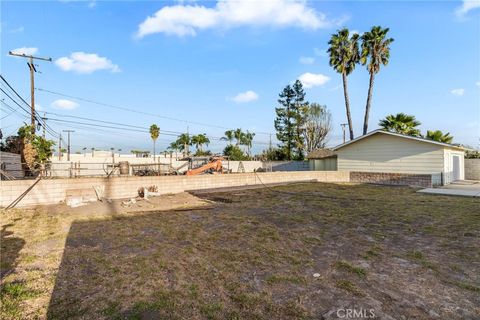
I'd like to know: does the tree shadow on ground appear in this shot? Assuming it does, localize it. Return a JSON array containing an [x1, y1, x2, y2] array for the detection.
[[1, 222, 25, 280]]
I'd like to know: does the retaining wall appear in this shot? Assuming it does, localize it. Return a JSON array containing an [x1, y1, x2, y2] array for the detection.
[[350, 171, 433, 188], [0, 171, 350, 208], [465, 159, 480, 180]]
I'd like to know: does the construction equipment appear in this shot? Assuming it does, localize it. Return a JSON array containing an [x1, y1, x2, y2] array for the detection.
[[185, 156, 224, 176]]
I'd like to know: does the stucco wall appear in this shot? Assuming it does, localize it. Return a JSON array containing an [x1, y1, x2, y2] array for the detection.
[[465, 159, 480, 180], [0, 171, 350, 208]]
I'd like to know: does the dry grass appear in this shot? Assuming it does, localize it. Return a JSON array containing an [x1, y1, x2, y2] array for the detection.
[[1, 182, 479, 319]]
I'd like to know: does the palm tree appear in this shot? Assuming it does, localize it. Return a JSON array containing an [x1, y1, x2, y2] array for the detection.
[[360, 26, 394, 135], [234, 128, 244, 146], [328, 28, 360, 140], [221, 130, 235, 145], [191, 133, 210, 152], [149, 124, 160, 161], [241, 131, 255, 155], [379, 113, 421, 136], [426, 130, 453, 144]]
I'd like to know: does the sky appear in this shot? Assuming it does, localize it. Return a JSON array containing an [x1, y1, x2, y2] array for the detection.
[[1, 0, 479, 154]]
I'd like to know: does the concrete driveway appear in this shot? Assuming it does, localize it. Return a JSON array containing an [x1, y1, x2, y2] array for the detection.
[[418, 180, 480, 197]]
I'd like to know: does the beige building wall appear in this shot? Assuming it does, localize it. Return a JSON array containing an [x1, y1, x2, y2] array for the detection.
[[336, 134, 445, 175]]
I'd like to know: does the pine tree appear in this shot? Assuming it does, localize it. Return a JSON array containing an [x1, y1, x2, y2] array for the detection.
[[274, 84, 296, 160], [292, 80, 308, 159]]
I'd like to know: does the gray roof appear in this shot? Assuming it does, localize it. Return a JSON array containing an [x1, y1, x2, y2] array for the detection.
[[306, 148, 337, 159]]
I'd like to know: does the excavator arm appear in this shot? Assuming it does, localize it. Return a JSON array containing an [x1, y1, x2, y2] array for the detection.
[[185, 159, 223, 176]]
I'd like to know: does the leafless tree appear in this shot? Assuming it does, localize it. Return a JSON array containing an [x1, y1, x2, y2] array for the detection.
[[302, 103, 332, 153]]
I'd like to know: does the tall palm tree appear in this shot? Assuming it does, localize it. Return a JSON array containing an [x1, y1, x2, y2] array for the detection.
[[360, 26, 394, 135], [221, 130, 235, 145], [379, 113, 421, 136], [149, 124, 160, 161], [191, 134, 210, 152], [426, 130, 453, 144], [234, 128, 244, 146], [328, 28, 360, 140], [241, 131, 255, 155]]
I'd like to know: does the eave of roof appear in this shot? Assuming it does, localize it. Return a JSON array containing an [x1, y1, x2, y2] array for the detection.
[[333, 129, 466, 151]]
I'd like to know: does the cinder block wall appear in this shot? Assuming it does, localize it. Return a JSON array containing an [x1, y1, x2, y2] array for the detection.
[[350, 171, 433, 188], [465, 159, 480, 180], [0, 171, 350, 208]]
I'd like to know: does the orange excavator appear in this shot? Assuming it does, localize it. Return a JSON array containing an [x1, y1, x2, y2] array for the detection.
[[185, 156, 224, 176]]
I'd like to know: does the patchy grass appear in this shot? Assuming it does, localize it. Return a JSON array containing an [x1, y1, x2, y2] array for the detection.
[[1, 182, 479, 319], [335, 260, 367, 278], [335, 280, 364, 296]]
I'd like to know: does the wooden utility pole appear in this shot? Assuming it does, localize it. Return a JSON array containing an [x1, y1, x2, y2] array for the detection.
[[63, 130, 74, 161], [340, 123, 348, 144], [41, 112, 47, 138], [8, 51, 52, 134], [58, 135, 62, 161]]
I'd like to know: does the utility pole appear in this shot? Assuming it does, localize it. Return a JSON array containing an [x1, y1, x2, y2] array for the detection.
[[58, 135, 62, 161], [41, 112, 47, 138], [185, 126, 190, 156], [340, 123, 348, 144], [63, 130, 74, 161], [269, 133, 272, 150], [8, 51, 52, 134]]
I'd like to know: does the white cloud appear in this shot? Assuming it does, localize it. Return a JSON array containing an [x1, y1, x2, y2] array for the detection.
[[476, 81, 480, 87], [298, 72, 330, 88], [55, 52, 120, 74], [350, 29, 360, 35], [51, 99, 79, 110], [299, 56, 315, 65], [450, 88, 465, 96], [230, 90, 259, 103], [455, 0, 480, 16], [10, 47, 38, 56], [136, 0, 336, 38], [329, 84, 342, 91], [314, 48, 327, 57], [9, 26, 24, 33]]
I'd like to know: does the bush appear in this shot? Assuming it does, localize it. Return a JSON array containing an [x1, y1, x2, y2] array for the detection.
[[223, 145, 249, 160], [465, 150, 480, 159], [258, 147, 288, 161]]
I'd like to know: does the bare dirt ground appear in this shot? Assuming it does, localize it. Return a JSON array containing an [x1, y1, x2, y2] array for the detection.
[[1, 183, 479, 319]]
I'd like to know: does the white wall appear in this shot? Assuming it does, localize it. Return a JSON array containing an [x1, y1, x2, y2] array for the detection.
[[443, 149, 465, 184]]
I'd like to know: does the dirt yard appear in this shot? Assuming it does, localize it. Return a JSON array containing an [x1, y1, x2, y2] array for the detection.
[[1, 183, 479, 319]]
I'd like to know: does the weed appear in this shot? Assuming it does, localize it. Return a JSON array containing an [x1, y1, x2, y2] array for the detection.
[[335, 260, 367, 278], [200, 302, 223, 319], [335, 280, 364, 296]]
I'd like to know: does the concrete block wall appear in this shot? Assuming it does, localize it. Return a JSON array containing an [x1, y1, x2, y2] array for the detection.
[[0, 171, 350, 208], [465, 159, 480, 180], [263, 161, 310, 172], [350, 171, 433, 188]]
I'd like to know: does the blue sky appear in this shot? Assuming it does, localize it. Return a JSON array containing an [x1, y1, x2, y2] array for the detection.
[[1, 0, 479, 153]]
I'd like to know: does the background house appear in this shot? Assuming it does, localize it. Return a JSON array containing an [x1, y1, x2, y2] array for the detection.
[[333, 130, 465, 185], [307, 149, 337, 171]]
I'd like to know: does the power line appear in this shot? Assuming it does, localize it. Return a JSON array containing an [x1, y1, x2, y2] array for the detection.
[[1, 76, 59, 139], [44, 111, 272, 145], [36, 87, 273, 135]]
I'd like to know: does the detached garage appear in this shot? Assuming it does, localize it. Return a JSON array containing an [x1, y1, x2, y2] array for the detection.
[[334, 130, 465, 186]]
